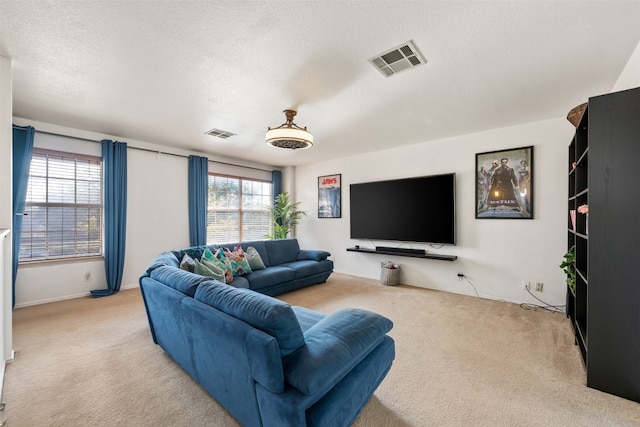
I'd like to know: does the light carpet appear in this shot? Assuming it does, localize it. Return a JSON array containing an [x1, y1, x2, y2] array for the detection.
[[4, 273, 640, 426]]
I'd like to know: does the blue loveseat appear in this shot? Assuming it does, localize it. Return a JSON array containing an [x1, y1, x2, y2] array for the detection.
[[139, 239, 396, 426]]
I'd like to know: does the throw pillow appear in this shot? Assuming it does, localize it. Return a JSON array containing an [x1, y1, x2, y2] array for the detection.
[[199, 257, 227, 283], [214, 247, 234, 284], [202, 246, 216, 261], [224, 246, 253, 277], [179, 253, 196, 272], [297, 250, 331, 261], [194, 258, 217, 278], [183, 246, 207, 261], [245, 246, 266, 270]]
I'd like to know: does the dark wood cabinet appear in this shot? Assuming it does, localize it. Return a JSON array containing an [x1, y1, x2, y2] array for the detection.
[[567, 86, 640, 403]]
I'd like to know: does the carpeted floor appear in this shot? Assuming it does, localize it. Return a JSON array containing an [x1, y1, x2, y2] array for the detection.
[[4, 273, 640, 426]]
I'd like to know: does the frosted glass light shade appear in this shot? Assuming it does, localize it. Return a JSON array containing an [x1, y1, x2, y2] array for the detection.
[[265, 110, 313, 150]]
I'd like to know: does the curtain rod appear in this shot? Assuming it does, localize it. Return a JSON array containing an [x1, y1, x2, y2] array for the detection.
[[33, 129, 275, 173]]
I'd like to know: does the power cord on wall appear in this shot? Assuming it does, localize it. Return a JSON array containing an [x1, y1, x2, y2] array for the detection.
[[519, 287, 566, 314], [457, 273, 566, 314], [359, 245, 564, 311], [458, 273, 480, 297]]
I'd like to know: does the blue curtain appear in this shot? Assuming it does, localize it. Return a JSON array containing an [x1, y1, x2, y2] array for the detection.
[[272, 170, 282, 201], [12, 125, 35, 308], [92, 140, 127, 298], [188, 155, 208, 246]]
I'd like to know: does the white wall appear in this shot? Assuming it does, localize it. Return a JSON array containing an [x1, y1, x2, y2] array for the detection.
[[295, 39, 640, 307], [0, 56, 13, 368], [295, 117, 574, 306], [12, 120, 278, 307], [613, 40, 640, 92], [11, 40, 640, 308]]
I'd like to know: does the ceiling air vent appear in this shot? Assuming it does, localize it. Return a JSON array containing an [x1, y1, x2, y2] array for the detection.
[[368, 40, 426, 78], [205, 128, 236, 139]]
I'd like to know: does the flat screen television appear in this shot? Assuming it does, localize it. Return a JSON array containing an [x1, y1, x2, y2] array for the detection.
[[349, 173, 456, 245]]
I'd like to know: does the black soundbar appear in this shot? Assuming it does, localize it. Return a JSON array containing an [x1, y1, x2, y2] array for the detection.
[[375, 246, 425, 255]]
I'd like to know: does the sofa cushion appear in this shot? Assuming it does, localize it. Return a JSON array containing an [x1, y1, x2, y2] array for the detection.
[[194, 282, 304, 357], [284, 308, 393, 395], [279, 260, 333, 279], [149, 265, 214, 297], [244, 266, 295, 290], [264, 238, 300, 265], [144, 251, 180, 276], [229, 275, 250, 289], [292, 306, 326, 332]]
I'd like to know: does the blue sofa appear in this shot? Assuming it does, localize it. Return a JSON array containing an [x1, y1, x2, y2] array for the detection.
[[139, 242, 396, 427], [145, 238, 334, 296]]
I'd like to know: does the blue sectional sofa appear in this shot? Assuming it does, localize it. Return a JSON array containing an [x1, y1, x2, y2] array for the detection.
[[144, 238, 334, 296], [139, 240, 396, 427]]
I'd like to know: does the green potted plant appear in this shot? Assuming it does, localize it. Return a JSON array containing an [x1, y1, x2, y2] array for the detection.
[[265, 192, 306, 239], [560, 245, 576, 293]]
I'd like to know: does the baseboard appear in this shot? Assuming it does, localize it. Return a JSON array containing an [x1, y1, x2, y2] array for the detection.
[[332, 270, 565, 308], [14, 284, 140, 308]]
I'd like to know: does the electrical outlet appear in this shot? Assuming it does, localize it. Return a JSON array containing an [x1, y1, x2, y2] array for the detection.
[[521, 281, 530, 290], [535, 282, 544, 292], [84, 271, 91, 282]]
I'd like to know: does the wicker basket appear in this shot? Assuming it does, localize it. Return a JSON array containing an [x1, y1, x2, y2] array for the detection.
[[380, 266, 400, 286], [567, 102, 587, 127]]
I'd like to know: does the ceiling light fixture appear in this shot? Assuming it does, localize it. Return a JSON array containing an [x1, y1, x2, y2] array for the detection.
[[265, 109, 313, 150]]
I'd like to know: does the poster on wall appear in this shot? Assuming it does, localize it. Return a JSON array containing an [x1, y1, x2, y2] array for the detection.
[[475, 146, 533, 219], [318, 174, 341, 218]]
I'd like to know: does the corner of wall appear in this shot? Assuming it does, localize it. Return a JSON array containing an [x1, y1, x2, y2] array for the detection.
[[613, 40, 640, 92]]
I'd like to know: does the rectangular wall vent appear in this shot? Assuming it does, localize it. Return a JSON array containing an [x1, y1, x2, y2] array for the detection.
[[368, 40, 427, 78], [205, 128, 237, 139]]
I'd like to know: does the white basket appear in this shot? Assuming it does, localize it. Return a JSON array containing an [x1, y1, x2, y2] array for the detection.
[[380, 266, 400, 286]]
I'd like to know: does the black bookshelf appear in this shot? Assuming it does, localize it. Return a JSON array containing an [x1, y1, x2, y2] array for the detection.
[[567, 86, 640, 403]]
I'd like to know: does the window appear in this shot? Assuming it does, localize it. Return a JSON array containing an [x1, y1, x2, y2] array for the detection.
[[20, 149, 102, 261], [207, 174, 272, 243]]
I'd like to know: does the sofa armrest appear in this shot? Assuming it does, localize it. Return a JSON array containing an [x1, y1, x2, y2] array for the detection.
[[283, 308, 393, 395], [297, 249, 331, 261]]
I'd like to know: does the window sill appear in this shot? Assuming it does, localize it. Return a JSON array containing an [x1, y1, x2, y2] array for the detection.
[[19, 255, 104, 267]]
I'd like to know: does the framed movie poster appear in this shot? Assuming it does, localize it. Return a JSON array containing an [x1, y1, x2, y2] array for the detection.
[[475, 146, 533, 219], [318, 174, 341, 218]]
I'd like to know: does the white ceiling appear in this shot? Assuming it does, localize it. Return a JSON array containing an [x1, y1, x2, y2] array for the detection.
[[1, 1, 640, 167]]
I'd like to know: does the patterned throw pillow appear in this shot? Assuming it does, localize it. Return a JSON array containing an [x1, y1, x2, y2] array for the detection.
[[245, 246, 266, 270], [214, 247, 234, 284], [224, 246, 253, 276], [202, 247, 216, 261], [183, 246, 207, 261]]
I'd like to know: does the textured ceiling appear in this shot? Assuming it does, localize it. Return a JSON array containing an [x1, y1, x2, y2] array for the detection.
[[1, 1, 640, 167]]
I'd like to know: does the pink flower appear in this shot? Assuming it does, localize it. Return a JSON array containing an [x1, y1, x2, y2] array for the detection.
[[577, 204, 589, 214]]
